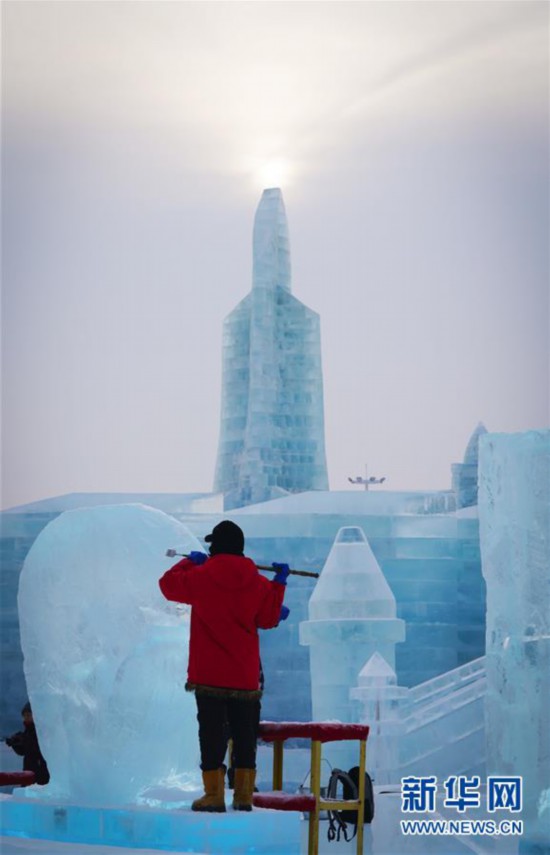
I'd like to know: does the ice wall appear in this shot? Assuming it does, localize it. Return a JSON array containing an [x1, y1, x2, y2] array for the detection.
[[479, 430, 550, 853], [17, 504, 201, 805]]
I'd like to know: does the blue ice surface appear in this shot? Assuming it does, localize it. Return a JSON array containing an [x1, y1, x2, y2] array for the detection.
[[479, 430, 550, 853], [213, 189, 329, 509], [0, 796, 301, 853], [1, 787, 531, 855]]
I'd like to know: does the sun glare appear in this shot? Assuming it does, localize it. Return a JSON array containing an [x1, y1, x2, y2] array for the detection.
[[256, 158, 291, 190]]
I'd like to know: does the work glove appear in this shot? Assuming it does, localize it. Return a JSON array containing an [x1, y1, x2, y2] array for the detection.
[[188, 551, 208, 565], [272, 562, 290, 585], [279, 605, 290, 622]]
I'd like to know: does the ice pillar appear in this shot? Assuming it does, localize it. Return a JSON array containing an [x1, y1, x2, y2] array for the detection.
[[479, 430, 550, 854], [213, 188, 329, 508]]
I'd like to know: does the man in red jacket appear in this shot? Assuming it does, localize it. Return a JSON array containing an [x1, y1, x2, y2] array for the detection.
[[158, 520, 289, 813]]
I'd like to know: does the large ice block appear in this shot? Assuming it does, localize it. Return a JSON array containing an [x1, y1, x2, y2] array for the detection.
[[17, 503, 201, 805], [478, 430, 550, 853], [213, 188, 329, 508]]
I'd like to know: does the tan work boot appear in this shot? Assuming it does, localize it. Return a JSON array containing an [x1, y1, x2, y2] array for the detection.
[[191, 768, 226, 812], [232, 768, 256, 811]]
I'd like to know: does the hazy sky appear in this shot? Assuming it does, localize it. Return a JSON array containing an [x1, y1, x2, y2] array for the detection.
[[2, 1, 549, 509]]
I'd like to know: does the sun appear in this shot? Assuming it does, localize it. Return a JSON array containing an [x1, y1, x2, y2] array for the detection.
[[256, 158, 291, 190]]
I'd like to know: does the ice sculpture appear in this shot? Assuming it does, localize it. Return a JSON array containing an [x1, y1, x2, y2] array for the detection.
[[452, 421, 488, 508], [478, 430, 550, 853], [213, 188, 329, 508], [350, 653, 407, 784], [300, 526, 405, 723], [17, 504, 201, 805]]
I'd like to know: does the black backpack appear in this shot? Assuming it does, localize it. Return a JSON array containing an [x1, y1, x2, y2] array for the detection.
[[326, 766, 375, 843]]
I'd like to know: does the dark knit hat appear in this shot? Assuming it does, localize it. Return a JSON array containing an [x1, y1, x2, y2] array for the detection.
[[204, 520, 245, 555]]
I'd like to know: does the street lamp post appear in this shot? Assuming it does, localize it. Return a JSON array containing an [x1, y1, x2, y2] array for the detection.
[[348, 463, 386, 490]]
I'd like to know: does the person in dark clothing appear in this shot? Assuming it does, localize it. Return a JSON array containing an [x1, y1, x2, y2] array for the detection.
[[5, 702, 50, 785], [159, 520, 289, 812], [225, 664, 264, 790], [225, 637, 288, 790]]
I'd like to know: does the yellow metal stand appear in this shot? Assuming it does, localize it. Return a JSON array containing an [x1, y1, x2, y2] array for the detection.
[[283, 737, 367, 855], [254, 722, 369, 855], [273, 740, 284, 790]]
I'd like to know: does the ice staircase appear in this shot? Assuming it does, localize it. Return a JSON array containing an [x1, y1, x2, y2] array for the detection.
[[400, 656, 486, 778]]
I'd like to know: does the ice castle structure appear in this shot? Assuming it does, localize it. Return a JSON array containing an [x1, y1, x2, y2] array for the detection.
[[479, 430, 550, 854], [300, 527, 405, 721], [213, 188, 329, 509], [452, 421, 488, 508]]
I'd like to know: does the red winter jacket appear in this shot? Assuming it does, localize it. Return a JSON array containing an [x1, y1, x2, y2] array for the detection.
[[159, 554, 286, 692]]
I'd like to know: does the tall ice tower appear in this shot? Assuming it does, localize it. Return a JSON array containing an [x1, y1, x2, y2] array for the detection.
[[214, 188, 329, 509]]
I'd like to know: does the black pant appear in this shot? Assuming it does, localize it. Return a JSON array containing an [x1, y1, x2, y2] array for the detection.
[[196, 694, 260, 771]]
